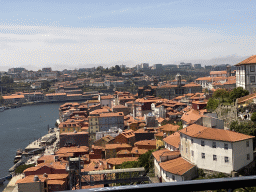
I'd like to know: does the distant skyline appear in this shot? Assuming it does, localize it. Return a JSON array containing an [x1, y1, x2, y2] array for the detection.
[[0, 0, 255, 70]]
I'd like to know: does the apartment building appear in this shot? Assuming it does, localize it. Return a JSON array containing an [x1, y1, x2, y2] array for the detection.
[[88, 112, 124, 142], [179, 124, 254, 174]]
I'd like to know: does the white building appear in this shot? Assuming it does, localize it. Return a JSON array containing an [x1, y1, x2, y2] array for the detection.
[[179, 124, 254, 174], [152, 149, 197, 182], [98, 95, 114, 107], [235, 55, 256, 93], [151, 103, 166, 118], [95, 127, 123, 141]]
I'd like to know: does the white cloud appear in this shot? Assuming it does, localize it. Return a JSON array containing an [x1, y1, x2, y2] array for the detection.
[[0, 24, 254, 70]]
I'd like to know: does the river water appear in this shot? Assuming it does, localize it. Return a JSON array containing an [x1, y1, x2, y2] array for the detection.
[[0, 102, 67, 191]]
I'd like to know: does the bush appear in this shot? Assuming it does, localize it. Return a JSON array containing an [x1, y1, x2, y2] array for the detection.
[[15, 163, 35, 174]]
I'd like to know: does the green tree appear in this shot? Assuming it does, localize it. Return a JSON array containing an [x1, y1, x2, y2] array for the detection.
[[0, 95, 3, 104], [1, 76, 13, 84], [116, 161, 139, 169], [229, 87, 249, 102], [206, 98, 219, 111], [138, 150, 154, 171], [251, 112, 256, 122], [115, 65, 121, 71]]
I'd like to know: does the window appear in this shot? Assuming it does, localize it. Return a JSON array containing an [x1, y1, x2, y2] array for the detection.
[[247, 154, 250, 160], [212, 142, 216, 148], [250, 65, 255, 72], [246, 140, 249, 147], [191, 150, 194, 157], [201, 153, 205, 159], [213, 155, 217, 161], [201, 140, 205, 146], [172, 175, 175, 181], [224, 143, 228, 150], [186, 148, 188, 153], [191, 139, 193, 144], [250, 76, 255, 83], [225, 156, 229, 163]]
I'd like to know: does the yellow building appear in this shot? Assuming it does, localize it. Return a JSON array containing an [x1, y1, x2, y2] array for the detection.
[[58, 121, 81, 134], [88, 114, 100, 142], [155, 132, 165, 149]]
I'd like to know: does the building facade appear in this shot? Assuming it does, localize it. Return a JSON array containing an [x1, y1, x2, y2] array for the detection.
[[179, 124, 254, 174], [235, 55, 256, 93]]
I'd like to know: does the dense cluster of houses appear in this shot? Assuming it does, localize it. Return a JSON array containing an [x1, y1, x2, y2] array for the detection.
[[14, 86, 255, 191], [13, 55, 256, 191]]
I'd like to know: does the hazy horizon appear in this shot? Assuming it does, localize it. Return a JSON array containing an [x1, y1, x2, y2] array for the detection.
[[0, 0, 255, 71]]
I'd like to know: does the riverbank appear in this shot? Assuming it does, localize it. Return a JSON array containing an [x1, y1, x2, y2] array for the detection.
[[1, 98, 92, 110], [3, 128, 60, 192]]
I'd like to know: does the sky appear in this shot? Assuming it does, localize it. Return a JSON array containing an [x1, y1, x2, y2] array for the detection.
[[0, 0, 256, 70]]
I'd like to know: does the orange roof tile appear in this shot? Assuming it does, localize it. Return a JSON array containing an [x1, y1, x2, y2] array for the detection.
[[159, 157, 195, 176], [131, 147, 149, 155], [105, 143, 132, 150], [181, 109, 204, 124], [134, 139, 156, 146], [159, 124, 179, 132], [237, 92, 256, 104], [235, 55, 256, 66], [106, 157, 138, 165], [16, 174, 68, 184], [163, 132, 180, 148], [56, 146, 89, 154], [152, 148, 180, 162], [210, 71, 227, 75], [179, 124, 254, 142]]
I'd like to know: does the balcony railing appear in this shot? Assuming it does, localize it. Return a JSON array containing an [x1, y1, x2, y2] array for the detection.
[[62, 175, 256, 192]]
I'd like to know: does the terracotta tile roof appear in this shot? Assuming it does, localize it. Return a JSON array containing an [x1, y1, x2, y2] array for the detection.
[[45, 93, 66, 96], [99, 112, 124, 117], [163, 132, 180, 148], [181, 109, 204, 124], [210, 71, 227, 75], [159, 124, 179, 132], [183, 82, 201, 87], [16, 174, 68, 184], [131, 147, 149, 155], [152, 148, 180, 162], [23, 162, 67, 173], [179, 124, 255, 142], [56, 146, 89, 154], [121, 129, 135, 138], [237, 92, 256, 104], [100, 95, 114, 100], [106, 157, 138, 165], [37, 155, 55, 163], [159, 157, 196, 176], [105, 143, 132, 150], [235, 55, 256, 66], [2, 95, 25, 99], [82, 159, 107, 172], [113, 104, 128, 109], [117, 149, 131, 155], [47, 180, 66, 185], [134, 139, 156, 146]]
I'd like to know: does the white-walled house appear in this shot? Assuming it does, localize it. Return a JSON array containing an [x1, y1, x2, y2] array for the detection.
[[152, 149, 197, 182], [235, 55, 256, 93], [179, 124, 254, 174]]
